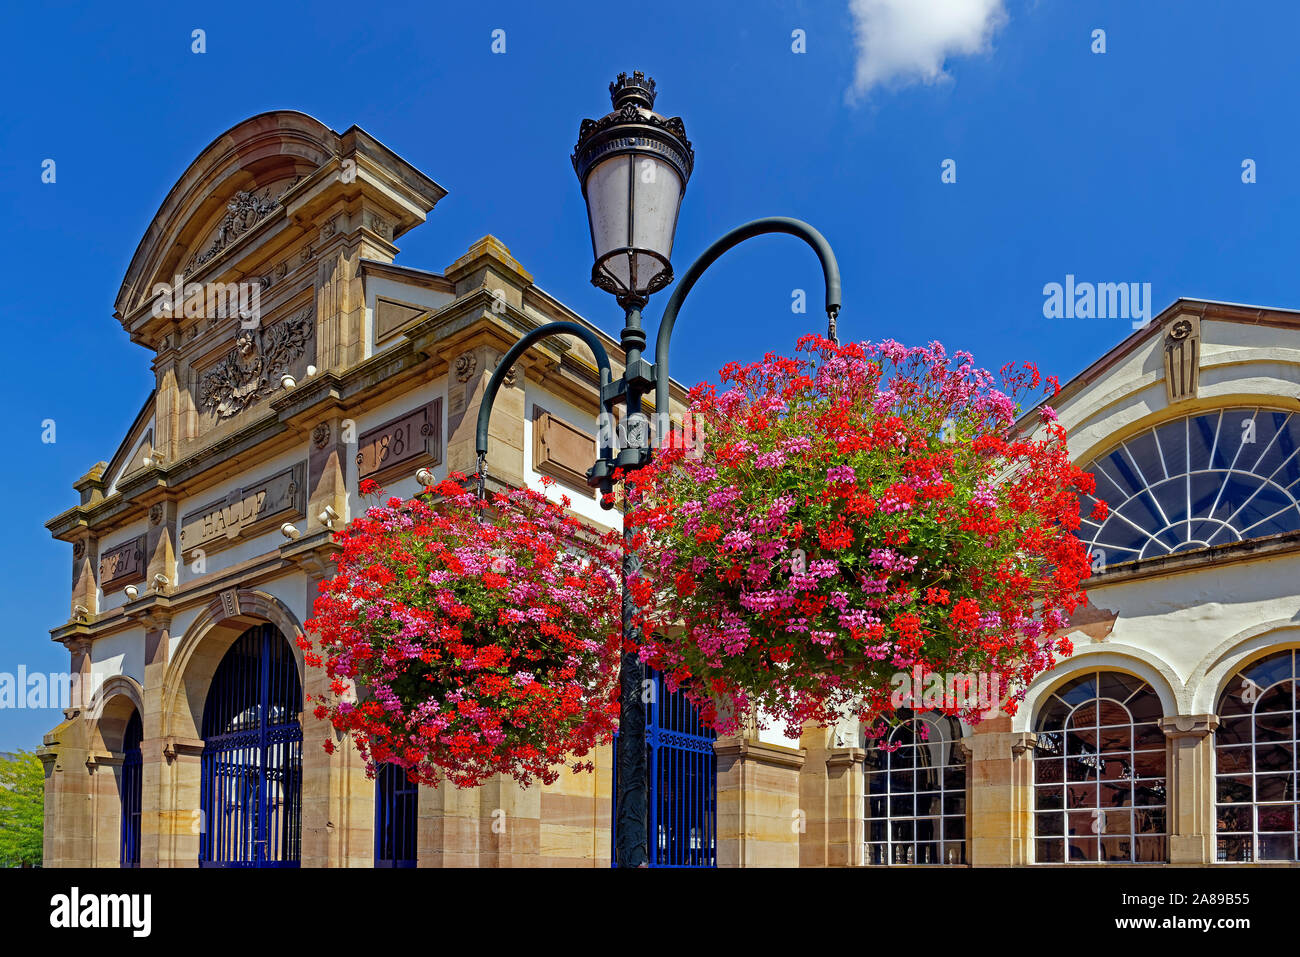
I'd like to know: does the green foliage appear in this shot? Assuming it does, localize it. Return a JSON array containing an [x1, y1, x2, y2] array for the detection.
[[0, 750, 44, 867]]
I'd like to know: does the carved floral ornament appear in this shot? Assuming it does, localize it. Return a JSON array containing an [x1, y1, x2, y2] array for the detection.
[[312, 423, 331, 449], [185, 179, 300, 273], [198, 306, 315, 420], [454, 351, 477, 382]]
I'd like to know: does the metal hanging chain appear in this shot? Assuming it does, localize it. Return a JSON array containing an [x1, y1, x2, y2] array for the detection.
[[827, 306, 839, 346]]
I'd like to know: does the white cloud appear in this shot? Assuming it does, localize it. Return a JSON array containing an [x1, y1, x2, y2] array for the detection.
[[846, 0, 1008, 102]]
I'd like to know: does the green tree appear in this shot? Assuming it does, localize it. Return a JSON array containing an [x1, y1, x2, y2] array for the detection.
[[0, 750, 44, 867]]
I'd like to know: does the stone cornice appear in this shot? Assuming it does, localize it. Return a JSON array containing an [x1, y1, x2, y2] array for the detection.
[[47, 548, 300, 644], [824, 747, 866, 770], [714, 737, 807, 770]]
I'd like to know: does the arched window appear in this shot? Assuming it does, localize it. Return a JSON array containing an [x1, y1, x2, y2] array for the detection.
[[864, 712, 967, 865], [1033, 671, 1166, 862], [119, 710, 142, 868], [1215, 648, 1299, 862], [1079, 408, 1300, 564], [375, 763, 418, 868]]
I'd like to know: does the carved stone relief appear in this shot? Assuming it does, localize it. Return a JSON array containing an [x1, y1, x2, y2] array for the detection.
[[197, 305, 315, 420]]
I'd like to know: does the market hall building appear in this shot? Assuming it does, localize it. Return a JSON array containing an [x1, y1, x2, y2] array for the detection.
[[38, 110, 1300, 868]]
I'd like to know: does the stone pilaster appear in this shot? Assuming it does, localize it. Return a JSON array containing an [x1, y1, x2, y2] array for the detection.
[[145, 501, 178, 591], [86, 751, 125, 867], [824, 748, 866, 867], [797, 723, 831, 867], [418, 779, 481, 867], [714, 737, 806, 867], [967, 718, 1036, 866], [70, 534, 99, 620], [306, 415, 350, 535], [135, 608, 174, 867], [445, 342, 525, 486], [297, 554, 373, 867], [1160, 714, 1219, 865]]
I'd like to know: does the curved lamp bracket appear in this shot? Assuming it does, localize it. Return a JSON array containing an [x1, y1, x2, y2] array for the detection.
[[475, 321, 616, 471], [652, 216, 842, 417]]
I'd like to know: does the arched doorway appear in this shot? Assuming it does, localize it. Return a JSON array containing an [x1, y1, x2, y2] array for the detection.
[[119, 710, 143, 868], [199, 623, 303, 867]]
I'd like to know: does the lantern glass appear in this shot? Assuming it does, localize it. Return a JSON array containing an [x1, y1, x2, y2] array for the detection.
[[584, 152, 684, 298]]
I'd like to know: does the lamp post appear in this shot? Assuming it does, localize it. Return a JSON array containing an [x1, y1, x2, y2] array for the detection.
[[475, 72, 841, 868]]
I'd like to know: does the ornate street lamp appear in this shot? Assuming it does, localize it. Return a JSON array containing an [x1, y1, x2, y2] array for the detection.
[[475, 73, 840, 868], [572, 71, 694, 309]]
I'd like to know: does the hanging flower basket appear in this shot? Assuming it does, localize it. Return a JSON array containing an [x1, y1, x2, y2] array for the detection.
[[626, 335, 1100, 738], [303, 475, 623, 788]]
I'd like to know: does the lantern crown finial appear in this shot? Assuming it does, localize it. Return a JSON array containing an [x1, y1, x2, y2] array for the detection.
[[610, 71, 657, 111]]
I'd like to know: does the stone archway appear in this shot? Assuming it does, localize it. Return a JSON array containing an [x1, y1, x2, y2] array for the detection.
[[148, 589, 306, 867], [56, 680, 146, 868], [155, 587, 372, 867]]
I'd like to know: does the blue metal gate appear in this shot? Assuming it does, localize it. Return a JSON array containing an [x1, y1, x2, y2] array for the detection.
[[613, 669, 717, 867], [199, 624, 302, 867], [119, 709, 142, 868], [375, 763, 418, 867]]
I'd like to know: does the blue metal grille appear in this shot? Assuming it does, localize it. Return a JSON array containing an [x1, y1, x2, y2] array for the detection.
[[119, 709, 142, 868], [375, 763, 419, 867], [199, 624, 303, 867], [613, 669, 717, 867]]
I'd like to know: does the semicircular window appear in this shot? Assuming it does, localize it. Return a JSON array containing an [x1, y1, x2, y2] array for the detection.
[[1079, 408, 1300, 564]]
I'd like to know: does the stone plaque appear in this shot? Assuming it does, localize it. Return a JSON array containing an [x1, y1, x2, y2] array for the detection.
[[99, 534, 147, 592], [180, 462, 306, 553], [533, 405, 596, 493], [357, 399, 443, 486]]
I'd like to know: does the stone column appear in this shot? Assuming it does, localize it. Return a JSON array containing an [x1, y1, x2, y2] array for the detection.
[[714, 737, 806, 867], [967, 717, 1036, 866], [1160, 714, 1219, 865]]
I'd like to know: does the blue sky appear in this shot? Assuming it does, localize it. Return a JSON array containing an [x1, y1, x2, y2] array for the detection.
[[1, 0, 1297, 749]]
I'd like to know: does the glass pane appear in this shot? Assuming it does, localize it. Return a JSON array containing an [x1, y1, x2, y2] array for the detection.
[[1036, 812, 1064, 837], [1216, 836, 1251, 862], [1037, 839, 1065, 863], [1216, 775, 1252, 803], [1101, 836, 1133, 862], [1035, 786, 1063, 811], [1068, 837, 1098, 862], [1135, 836, 1166, 862], [1217, 805, 1252, 832], [1216, 715, 1252, 746], [1258, 833, 1297, 861]]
